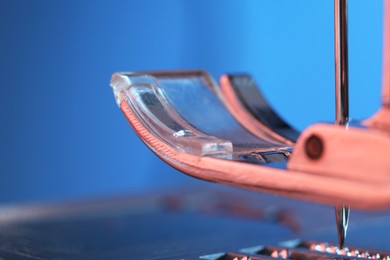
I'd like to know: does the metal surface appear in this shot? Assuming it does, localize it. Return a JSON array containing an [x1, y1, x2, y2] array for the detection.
[[201, 239, 390, 259], [2, 184, 390, 259]]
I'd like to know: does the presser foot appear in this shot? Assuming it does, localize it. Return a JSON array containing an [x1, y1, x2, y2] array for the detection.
[[110, 70, 390, 210]]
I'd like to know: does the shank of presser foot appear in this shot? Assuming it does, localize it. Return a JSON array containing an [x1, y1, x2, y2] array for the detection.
[[110, 69, 390, 210]]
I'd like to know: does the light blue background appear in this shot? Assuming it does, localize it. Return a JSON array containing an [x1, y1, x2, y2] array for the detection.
[[0, 0, 384, 204]]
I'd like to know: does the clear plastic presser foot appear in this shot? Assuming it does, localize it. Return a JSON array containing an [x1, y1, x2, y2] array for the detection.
[[110, 69, 390, 210]]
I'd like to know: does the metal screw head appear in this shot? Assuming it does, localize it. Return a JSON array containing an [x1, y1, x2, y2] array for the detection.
[[304, 135, 323, 160]]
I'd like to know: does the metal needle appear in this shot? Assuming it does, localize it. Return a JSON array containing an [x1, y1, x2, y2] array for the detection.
[[334, 0, 350, 249], [335, 204, 350, 249], [334, 0, 349, 125]]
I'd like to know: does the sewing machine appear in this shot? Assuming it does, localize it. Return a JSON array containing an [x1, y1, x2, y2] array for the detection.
[[1, 1, 390, 259], [109, 0, 390, 258]]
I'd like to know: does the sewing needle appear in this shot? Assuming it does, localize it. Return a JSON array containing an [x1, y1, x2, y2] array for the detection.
[[334, 0, 350, 249]]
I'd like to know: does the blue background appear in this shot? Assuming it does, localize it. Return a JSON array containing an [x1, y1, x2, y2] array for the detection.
[[0, 0, 384, 204]]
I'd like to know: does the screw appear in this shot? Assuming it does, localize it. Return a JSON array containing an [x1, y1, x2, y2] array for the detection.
[[304, 135, 323, 160]]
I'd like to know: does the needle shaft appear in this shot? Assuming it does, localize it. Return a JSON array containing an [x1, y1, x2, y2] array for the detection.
[[334, 0, 349, 125], [334, 0, 350, 249]]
